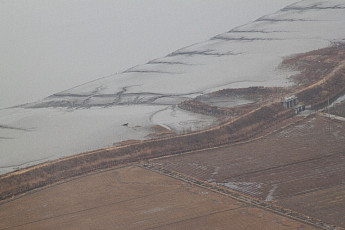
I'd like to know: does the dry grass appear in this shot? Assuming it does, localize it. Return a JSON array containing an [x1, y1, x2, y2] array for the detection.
[[179, 86, 289, 117], [283, 43, 345, 109], [330, 101, 345, 118], [146, 125, 175, 138]]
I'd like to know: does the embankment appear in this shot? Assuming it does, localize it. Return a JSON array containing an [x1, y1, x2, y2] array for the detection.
[[0, 103, 294, 200], [179, 87, 288, 117], [1, 44, 345, 201], [296, 60, 345, 109]]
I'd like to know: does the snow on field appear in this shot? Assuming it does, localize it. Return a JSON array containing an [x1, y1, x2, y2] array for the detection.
[[1, 0, 345, 174]]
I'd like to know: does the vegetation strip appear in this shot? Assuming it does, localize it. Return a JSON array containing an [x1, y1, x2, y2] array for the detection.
[[140, 164, 341, 230], [0, 102, 294, 201]]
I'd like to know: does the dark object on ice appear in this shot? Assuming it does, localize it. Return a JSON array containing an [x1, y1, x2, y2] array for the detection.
[[122, 123, 129, 127]]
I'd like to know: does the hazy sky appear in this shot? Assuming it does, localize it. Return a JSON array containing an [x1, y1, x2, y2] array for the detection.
[[0, 0, 297, 108]]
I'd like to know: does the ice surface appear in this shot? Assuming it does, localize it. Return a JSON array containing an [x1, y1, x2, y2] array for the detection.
[[27, 1, 345, 108], [0, 106, 216, 174], [1, 0, 345, 174], [150, 106, 217, 133]]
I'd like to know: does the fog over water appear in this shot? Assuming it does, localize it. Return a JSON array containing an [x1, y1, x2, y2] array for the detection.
[[0, 0, 296, 109]]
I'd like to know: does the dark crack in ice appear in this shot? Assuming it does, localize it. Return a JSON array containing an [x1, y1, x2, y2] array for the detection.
[[168, 49, 240, 57]]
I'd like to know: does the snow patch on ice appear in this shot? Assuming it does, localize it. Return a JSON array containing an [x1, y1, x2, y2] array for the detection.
[[150, 106, 217, 133]]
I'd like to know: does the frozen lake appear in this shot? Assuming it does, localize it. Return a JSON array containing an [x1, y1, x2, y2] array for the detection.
[[1, 0, 345, 174], [0, 106, 216, 174], [0, 0, 297, 109]]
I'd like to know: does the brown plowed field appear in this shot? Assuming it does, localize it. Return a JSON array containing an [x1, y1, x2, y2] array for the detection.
[[276, 184, 345, 227], [0, 166, 316, 230], [152, 115, 345, 227]]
